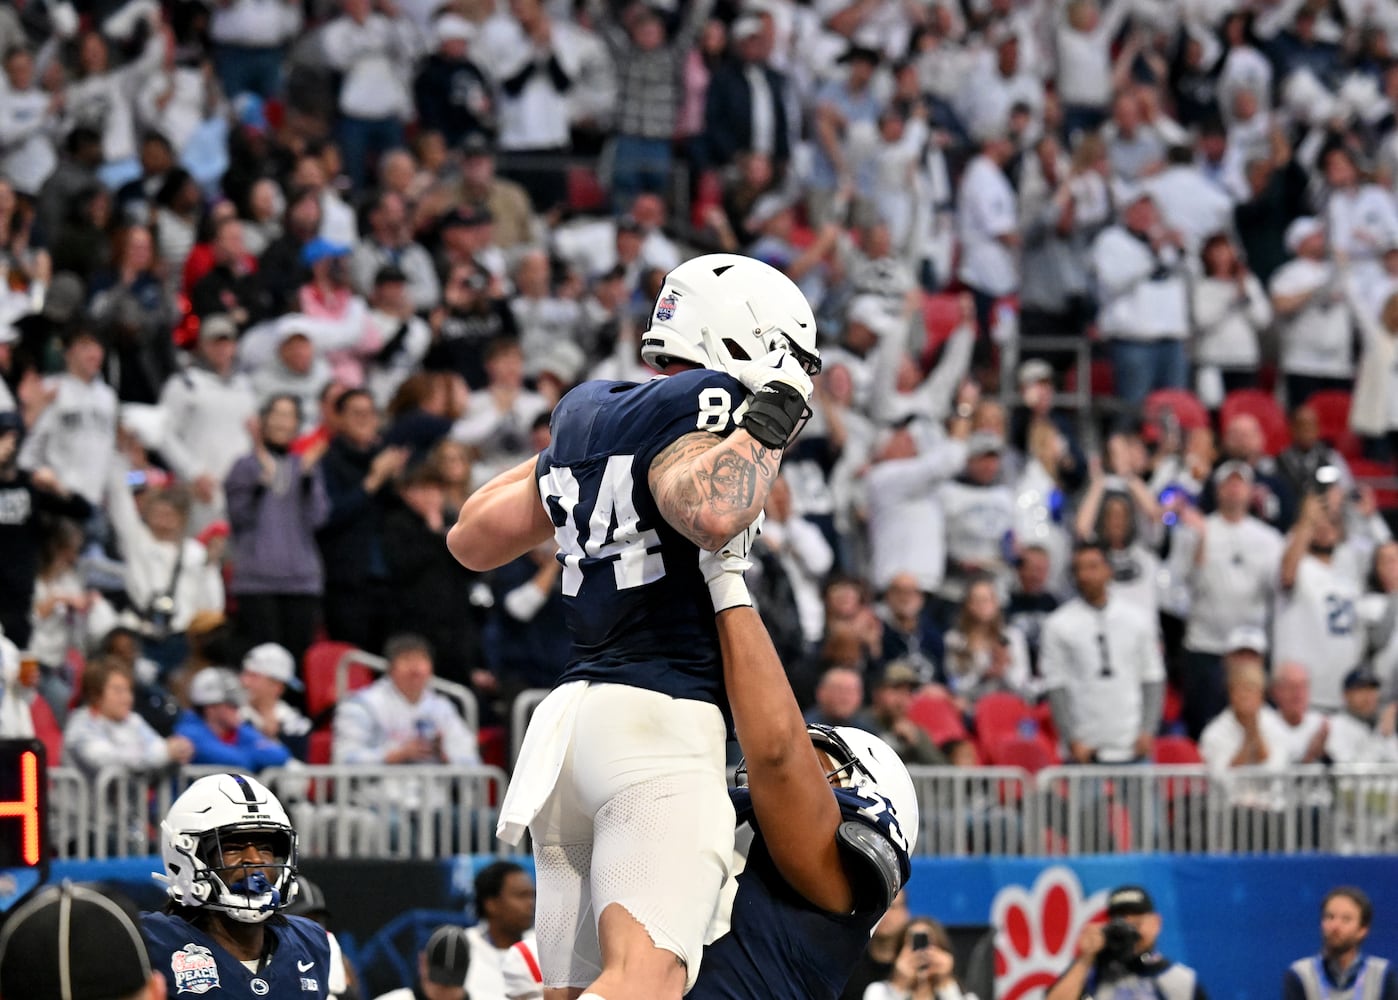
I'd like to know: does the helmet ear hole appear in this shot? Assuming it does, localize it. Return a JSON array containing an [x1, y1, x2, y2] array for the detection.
[[722, 339, 752, 362]]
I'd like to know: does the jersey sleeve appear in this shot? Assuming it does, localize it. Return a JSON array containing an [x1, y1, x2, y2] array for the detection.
[[633, 370, 749, 473]]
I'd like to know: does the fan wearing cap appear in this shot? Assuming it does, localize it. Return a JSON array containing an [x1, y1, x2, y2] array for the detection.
[[413, 13, 494, 148], [702, 11, 791, 172], [374, 924, 472, 1000], [174, 667, 293, 769], [1275, 490, 1363, 712], [1323, 666, 1398, 764], [427, 259, 518, 392], [144, 774, 337, 999], [1269, 216, 1356, 407], [0, 882, 165, 1000], [937, 431, 1017, 605], [1199, 627, 1290, 777], [157, 314, 258, 528], [240, 643, 311, 760], [352, 191, 441, 314], [1046, 886, 1206, 1000]]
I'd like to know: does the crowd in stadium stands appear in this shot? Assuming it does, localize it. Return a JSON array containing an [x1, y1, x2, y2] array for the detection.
[[3, 0, 1398, 782]]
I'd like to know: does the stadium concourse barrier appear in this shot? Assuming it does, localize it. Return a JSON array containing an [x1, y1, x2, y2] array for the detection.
[[43, 761, 1398, 860]]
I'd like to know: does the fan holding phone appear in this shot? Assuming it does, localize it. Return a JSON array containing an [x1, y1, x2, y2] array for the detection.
[[862, 918, 978, 1000]]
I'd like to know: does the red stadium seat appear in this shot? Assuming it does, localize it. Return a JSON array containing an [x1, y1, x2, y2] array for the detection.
[[566, 167, 608, 214], [307, 729, 334, 765], [303, 641, 374, 723], [1307, 390, 1352, 444], [29, 696, 63, 766], [1220, 390, 1291, 455], [1063, 359, 1116, 397], [908, 693, 969, 747], [1152, 735, 1203, 765], [990, 735, 1060, 772], [973, 692, 1035, 760], [1143, 389, 1210, 433], [921, 292, 965, 356]]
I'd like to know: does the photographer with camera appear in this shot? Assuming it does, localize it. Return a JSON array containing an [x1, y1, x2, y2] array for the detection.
[[1046, 887, 1207, 1000]]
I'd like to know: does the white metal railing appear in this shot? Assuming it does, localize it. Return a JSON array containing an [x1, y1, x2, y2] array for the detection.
[[510, 689, 550, 767], [260, 763, 509, 860], [41, 762, 1398, 861]]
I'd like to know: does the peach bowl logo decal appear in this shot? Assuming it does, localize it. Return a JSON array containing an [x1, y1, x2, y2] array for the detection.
[[992, 866, 1108, 1000]]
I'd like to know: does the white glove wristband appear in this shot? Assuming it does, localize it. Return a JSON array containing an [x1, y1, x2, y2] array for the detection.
[[707, 570, 752, 613]]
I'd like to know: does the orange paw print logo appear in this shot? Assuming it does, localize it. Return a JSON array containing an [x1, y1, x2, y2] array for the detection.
[[992, 867, 1107, 1000]]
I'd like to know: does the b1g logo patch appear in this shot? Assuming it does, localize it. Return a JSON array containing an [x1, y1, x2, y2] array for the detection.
[[171, 942, 220, 995], [655, 292, 678, 322]]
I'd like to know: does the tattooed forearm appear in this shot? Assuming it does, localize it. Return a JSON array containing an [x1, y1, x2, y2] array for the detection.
[[649, 431, 783, 550]]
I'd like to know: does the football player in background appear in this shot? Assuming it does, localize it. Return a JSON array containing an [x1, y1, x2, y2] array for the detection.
[[447, 253, 820, 1000], [142, 773, 346, 999], [689, 527, 917, 999]]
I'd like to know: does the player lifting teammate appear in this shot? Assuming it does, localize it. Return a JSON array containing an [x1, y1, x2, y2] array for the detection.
[[448, 253, 820, 1000]]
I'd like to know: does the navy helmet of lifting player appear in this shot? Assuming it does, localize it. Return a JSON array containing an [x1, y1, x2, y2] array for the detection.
[[737, 723, 919, 904], [643, 253, 822, 381], [156, 774, 299, 924]]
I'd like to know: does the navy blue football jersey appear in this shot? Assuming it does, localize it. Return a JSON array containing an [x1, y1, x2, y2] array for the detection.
[[690, 786, 913, 1000], [535, 369, 749, 706], [142, 911, 332, 998]]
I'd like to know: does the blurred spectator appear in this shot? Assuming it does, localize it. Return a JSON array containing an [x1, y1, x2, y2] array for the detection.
[[1270, 217, 1355, 407], [352, 191, 439, 314], [62, 656, 193, 779], [426, 258, 519, 391], [863, 916, 978, 1000], [1191, 232, 1272, 408], [36, 128, 104, 250], [190, 216, 265, 330], [1177, 461, 1284, 738], [1362, 542, 1398, 698], [89, 224, 178, 403], [1056, 0, 1139, 140], [224, 394, 330, 663], [0, 47, 60, 199], [175, 666, 292, 769], [317, 388, 409, 653], [1271, 660, 1330, 766], [333, 632, 480, 766], [449, 136, 537, 252], [1322, 147, 1398, 290], [703, 12, 792, 173], [105, 464, 224, 673], [1325, 667, 1398, 764], [322, 0, 420, 190], [450, 338, 547, 488], [751, 475, 833, 655], [208, 0, 302, 100], [413, 15, 495, 149], [30, 518, 114, 717], [1349, 289, 1398, 452], [1199, 638, 1290, 777], [1007, 544, 1059, 673], [941, 575, 1032, 709], [383, 464, 483, 687], [366, 265, 434, 409], [956, 128, 1019, 347], [939, 432, 1016, 604], [239, 642, 311, 761], [1078, 471, 1160, 621], [466, 860, 537, 1000], [250, 323, 332, 420], [1276, 493, 1363, 713], [1210, 412, 1295, 531], [158, 314, 257, 529], [1042, 542, 1165, 764], [298, 238, 381, 389], [852, 662, 948, 766], [803, 666, 866, 728], [0, 411, 91, 647], [875, 572, 944, 681], [256, 185, 321, 310], [1090, 189, 1189, 406], [19, 327, 116, 505], [1277, 404, 1350, 509]]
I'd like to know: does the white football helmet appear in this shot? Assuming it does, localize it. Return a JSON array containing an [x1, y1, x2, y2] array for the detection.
[[810, 725, 921, 857], [642, 253, 821, 379], [157, 774, 298, 924]]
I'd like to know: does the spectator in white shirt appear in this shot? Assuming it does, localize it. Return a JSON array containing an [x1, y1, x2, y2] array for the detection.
[[1041, 541, 1166, 763], [158, 315, 257, 530], [350, 190, 440, 313], [450, 338, 549, 490], [134, 50, 227, 187], [466, 860, 538, 1000], [19, 328, 118, 506], [1143, 146, 1235, 256], [1176, 460, 1284, 738], [1322, 146, 1398, 290], [1275, 492, 1364, 713], [239, 642, 312, 761], [938, 431, 1017, 604], [1199, 630, 1291, 778], [1270, 216, 1356, 407], [366, 266, 433, 410], [956, 129, 1020, 355], [1191, 232, 1273, 408], [65, 17, 165, 188], [941, 575, 1033, 710], [62, 656, 193, 781], [1090, 188, 1189, 406], [322, 0, 421, 190], [1325, 666, 1398, 764], [0, 47, 60, 197], [1104, 90, 1168, 182], [1271, 660, 1330, 765], [209, 0, 303, 99], [509, 249, 583, 371], [1056, 0, 1139, 140]]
